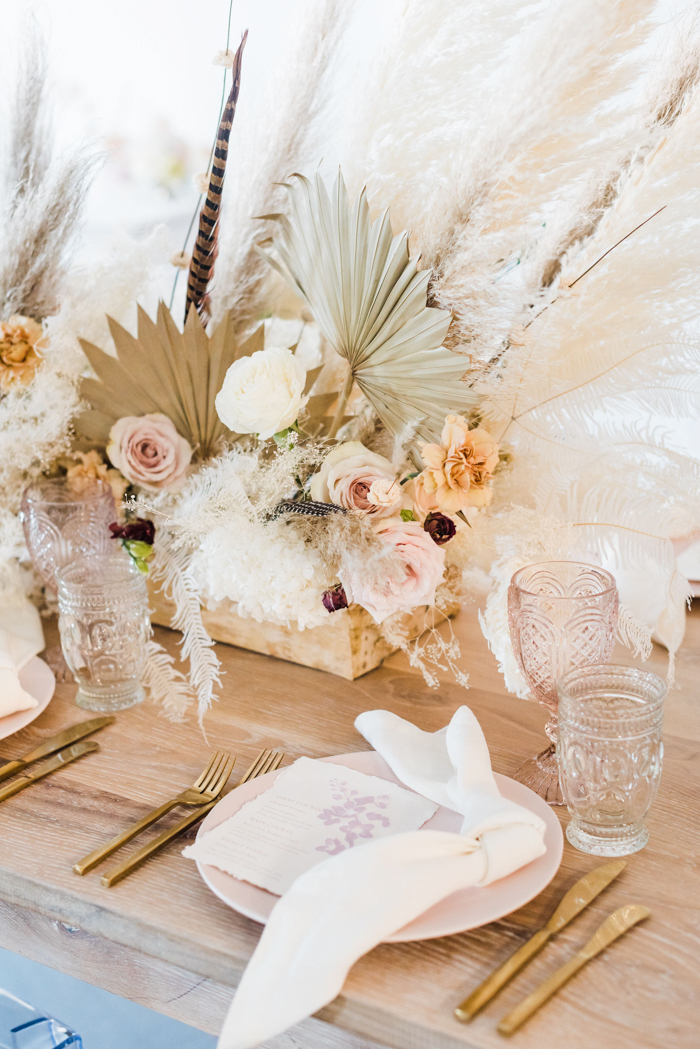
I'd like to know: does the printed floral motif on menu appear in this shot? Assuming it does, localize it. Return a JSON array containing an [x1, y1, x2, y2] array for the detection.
[[316, 779, 392, 854]]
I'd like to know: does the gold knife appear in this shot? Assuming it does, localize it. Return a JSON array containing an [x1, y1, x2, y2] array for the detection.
[[0, 716, 114, 783], [0, 741, 100, 803], [498, 903, 651, 1035], [454, 859, 627, 1022]]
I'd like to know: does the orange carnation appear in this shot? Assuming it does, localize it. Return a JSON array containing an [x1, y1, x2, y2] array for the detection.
[[419, 415, 499, 514]]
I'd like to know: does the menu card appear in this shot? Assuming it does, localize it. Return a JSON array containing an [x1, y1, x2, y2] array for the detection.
[[183, 757, 438, 895]]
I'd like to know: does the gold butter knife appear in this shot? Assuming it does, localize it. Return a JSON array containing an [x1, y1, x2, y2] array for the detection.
[[0, 741, 100, 803], [498, 903, 651, 1035], [454, 859, 626, 1022], [0, 716, 114, 784]]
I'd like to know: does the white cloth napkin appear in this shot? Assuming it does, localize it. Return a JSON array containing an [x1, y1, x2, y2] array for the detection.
[[0, 595, 45, 718], [217, 706, 547, 1049]]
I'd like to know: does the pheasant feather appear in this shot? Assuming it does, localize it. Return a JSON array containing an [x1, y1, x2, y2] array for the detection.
[[185, 31, 248, 324]]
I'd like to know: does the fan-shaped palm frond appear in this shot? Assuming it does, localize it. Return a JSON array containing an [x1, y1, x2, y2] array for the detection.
[[76, 303, 263, 458], [256, 170, 477, 443]]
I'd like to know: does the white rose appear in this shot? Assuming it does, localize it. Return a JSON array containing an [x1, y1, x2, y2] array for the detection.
[[215, 346, 307, 440]]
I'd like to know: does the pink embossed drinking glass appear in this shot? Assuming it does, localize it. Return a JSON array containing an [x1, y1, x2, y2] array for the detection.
[[507, 561, 619, 805], [20, 477, 116, 591]]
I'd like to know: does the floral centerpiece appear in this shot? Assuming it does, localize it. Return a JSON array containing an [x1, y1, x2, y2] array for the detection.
[[2, 7, 700, 726]]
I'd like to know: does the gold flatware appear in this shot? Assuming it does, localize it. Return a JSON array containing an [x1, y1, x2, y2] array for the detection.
[[100, 748, 285, 887], [73, 750, 235, 876], [454, 858, 626, 1022], [498, 903, 650, 1035], [0, 716, 114, 784], [0, 741, 100, 803]]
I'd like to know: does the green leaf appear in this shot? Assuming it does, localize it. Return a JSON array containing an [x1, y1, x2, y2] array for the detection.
[[271, 424, 300, 448], [125, 541, 154, 561], [400, 508, 416, 522]]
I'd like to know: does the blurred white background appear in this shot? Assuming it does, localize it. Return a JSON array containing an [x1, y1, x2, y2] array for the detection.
[[0, 0, 392, 276]]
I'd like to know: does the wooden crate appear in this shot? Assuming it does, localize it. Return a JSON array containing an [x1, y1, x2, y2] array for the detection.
[[148, 582, 458, 680]]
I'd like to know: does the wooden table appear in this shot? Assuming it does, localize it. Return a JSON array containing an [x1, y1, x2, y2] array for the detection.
[[0, 606, 697, 1049]]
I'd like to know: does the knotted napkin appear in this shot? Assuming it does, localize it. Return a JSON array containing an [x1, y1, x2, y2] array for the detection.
[[217, 706, 547, 1049], [0, 595, 44, 718]]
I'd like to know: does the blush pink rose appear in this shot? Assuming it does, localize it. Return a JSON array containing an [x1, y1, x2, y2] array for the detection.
[[310, 441, 401, 518], [106, 414, 192, 493], [340, 519, 446, 623]]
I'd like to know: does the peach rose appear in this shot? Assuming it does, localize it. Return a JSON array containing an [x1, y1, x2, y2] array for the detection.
[[340, 518, 446, 623], [310, 442, 401, 518], [106, 414, 192, 493], [402, 471, 440, 521], [420, 415, 499, 514], [0, 315, 46, 391]]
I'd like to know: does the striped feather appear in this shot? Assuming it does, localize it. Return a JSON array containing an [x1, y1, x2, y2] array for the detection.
[[185, 30, 248, 324]]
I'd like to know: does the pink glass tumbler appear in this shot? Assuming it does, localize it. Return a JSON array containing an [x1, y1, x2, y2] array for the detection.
[[507, 561, 619, 805]]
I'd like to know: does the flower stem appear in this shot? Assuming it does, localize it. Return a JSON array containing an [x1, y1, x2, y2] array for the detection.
[[327, 365, 354, 439]]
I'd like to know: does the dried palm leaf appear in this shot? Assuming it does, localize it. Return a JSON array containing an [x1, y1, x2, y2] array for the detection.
[[256, 171, 477, 444], [76, 302, 263, 457], [185, 32, 248, 324]]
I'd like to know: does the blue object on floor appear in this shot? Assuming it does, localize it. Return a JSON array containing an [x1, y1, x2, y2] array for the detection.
[[0, 949, 216, 1049], [0, 988, 81, 1049]]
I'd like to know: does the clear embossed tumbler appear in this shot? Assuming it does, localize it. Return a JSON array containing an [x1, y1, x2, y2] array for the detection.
[[508, 561, 619, 805], [57, 556, 151, 712], [558, 664, 665, 855]]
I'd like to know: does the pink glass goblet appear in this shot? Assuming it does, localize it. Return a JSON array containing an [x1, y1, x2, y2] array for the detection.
[[20, 477, 116, 591], [507, 561, 619, 805]]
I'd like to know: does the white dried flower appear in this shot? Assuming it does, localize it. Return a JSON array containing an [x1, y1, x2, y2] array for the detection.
[[215, 346, 307, 440], [170, 251, 191, 269], [193, 172, 210, 195], [190, 517, 331, 630], [213, 49, 235, 68]]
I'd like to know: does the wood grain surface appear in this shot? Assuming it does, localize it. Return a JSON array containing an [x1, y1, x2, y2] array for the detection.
[[0, 605, 697, 1049]]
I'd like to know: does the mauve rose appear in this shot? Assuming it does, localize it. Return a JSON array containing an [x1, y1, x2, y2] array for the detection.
[[322, 584, 349, 613], [340, 519, 445, 623], [110, 518, 156, 544], [106, 414, 192, 493], [310, 442, 400, 517], [423, 512, 456, 545]]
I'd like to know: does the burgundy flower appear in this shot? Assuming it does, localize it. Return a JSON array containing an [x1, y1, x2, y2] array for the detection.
[[109, 518, 155, 545], [322, 583, 349, 613], [423, 511, 456, 546]]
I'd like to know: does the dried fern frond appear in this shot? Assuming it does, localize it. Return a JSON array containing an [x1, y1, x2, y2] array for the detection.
[[77, 303, 263, 457], [0, 26, 102, 321], [257, 170, 477, 444]]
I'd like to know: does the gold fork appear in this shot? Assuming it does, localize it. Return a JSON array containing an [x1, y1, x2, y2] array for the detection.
[[100, 748, 285, 887], [73, 751, 235, 876]]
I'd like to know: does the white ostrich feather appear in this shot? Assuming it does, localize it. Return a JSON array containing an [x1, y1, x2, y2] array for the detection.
[[476, 81, 700, 680]]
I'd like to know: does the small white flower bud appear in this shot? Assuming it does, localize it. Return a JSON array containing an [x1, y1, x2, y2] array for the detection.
[[170, 251, 191, 269], [213, 49, 235, 68]]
